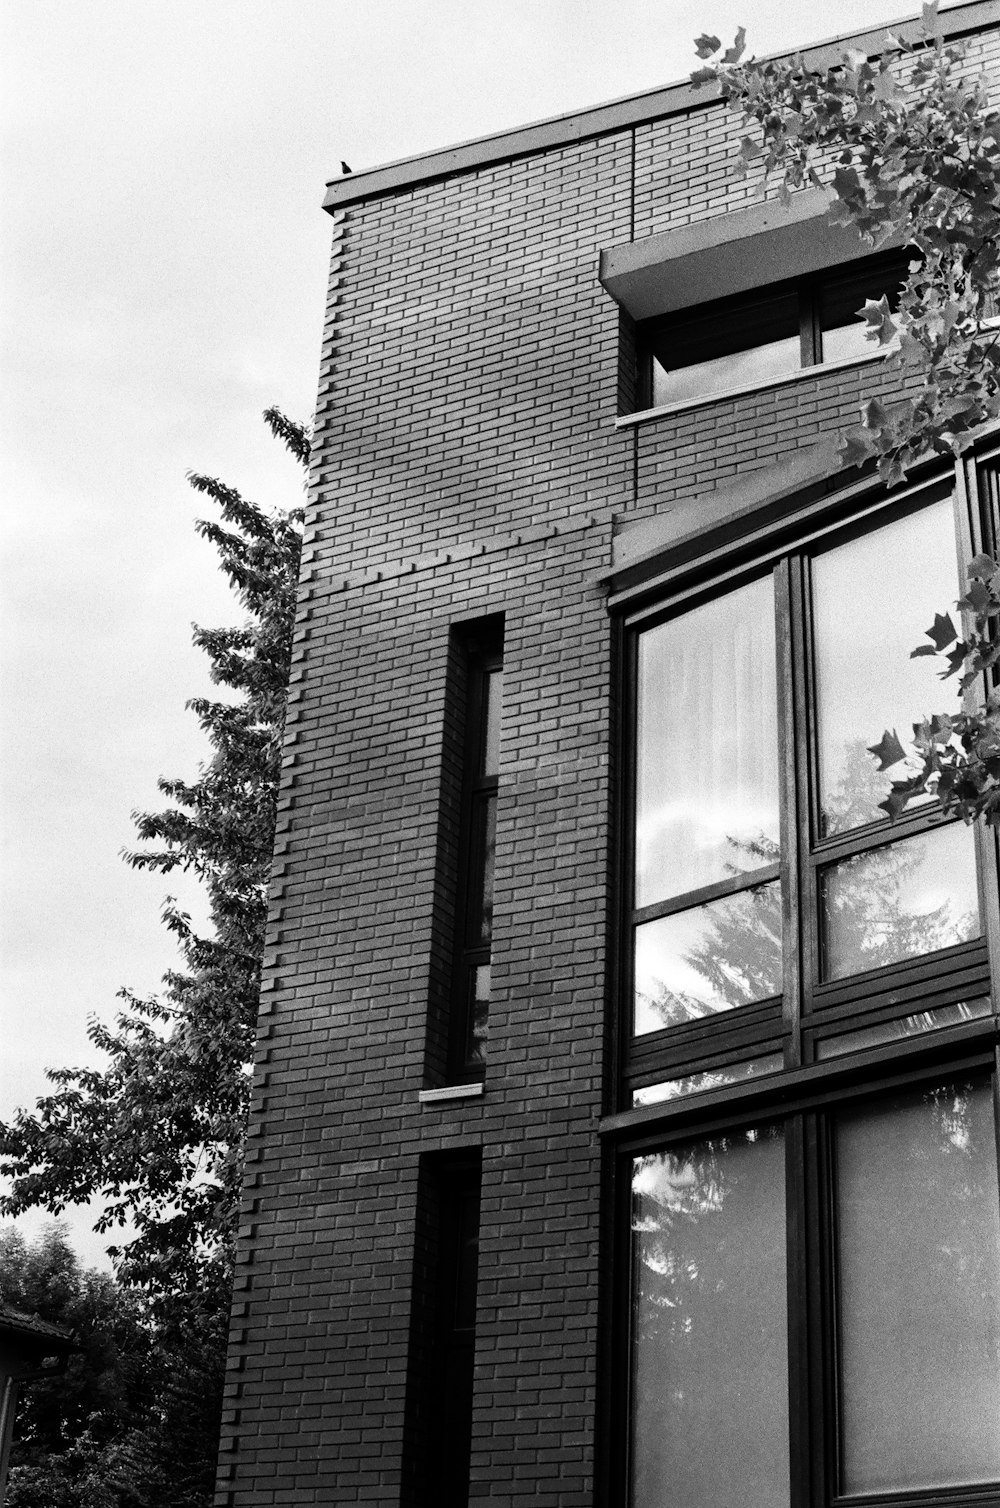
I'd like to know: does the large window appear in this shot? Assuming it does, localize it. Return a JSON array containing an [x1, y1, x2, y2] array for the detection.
[[637, 250, 909, 411], [614, 467, 1000, 1506], [625, 481, 987, 1106]]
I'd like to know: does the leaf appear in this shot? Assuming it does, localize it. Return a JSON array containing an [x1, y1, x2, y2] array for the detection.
[[873, 70, 903, 104], [694, 33, 721, 58], [968, 553, 999, 581], [858, 295, 898, 345], [722, 27, 747, 64], [868, 728, 907, 770], [922, 0, 941, 35], [690, 65, 718, 87], [843, 47, 868, 72], [863, 396, 890, 430], [924, 612, 958, 651], [739, 135, 762, 162], [838, 428, 877, 468], [879, 785, 914, 819]]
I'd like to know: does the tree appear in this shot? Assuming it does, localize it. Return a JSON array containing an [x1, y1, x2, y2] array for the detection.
[[1, 1223, 149, 1508], [0, 409, 307, 1495], [1, 1224, 227, 1508], [692, 2, 1000, 824]]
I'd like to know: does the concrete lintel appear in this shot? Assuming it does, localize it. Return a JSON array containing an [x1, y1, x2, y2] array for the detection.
[[418, 1082, 484, 1105], [599, 190, 879, 321], [609, 434, 844, 578]]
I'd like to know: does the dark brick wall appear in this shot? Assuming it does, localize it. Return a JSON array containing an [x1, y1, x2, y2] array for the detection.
[[215, 20, 1000, 1501]]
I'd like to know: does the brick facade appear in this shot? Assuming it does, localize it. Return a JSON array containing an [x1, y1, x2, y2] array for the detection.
[[217, 5, 1000, 1503]]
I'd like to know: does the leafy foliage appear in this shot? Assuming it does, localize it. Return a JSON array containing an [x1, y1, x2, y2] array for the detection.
[[0, 409, 305, 1306], [868, 551, 1000, 822], [0, 411, 306, 1499], [693, 7, 1000, 824], [692, 0, 1000, 488], [1, 1224, 226, 1508]]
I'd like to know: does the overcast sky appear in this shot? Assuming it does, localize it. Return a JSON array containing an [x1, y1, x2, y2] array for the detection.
[[2, 0, 914, 1268]]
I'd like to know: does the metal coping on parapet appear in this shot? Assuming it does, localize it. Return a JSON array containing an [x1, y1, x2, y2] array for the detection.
[[322, 0, 1000, 213]]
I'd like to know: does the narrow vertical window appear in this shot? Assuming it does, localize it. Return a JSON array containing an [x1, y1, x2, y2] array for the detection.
[[451, 628, 503, 1078], [403, 1157, 482, 1508]]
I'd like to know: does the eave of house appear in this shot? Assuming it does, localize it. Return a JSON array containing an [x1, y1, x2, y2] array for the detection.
[[321, 0, 999, 214]]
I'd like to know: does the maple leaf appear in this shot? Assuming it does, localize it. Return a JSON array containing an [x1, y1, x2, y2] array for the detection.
[[878, 784, 914, 819], [859, 295, 898, 345], [868, 728, 907, 769], [924, 611, 958, 651], [838, 429, 877, 468], [723, 27, 746, 64]]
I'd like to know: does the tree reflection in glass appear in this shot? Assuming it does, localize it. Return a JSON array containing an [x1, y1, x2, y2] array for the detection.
[[821, 816, 979, 979], [631, 1125, 788, 1508], [813, 497, 958, 836], [836, 1078, 1000, 1493], [635, 867, 781, 1033]]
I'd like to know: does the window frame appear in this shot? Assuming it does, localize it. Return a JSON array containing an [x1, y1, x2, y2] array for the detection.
[[601, 443, 1000, 1508], [448, 635, 503, 1081], [617, 468, 1000, 1106], [635, 248, 911, 413]]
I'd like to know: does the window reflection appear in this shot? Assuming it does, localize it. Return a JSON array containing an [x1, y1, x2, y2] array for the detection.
[[836, 1079, 1000, 1492], [482, 669, 503, 778], [631, 1126, 788, 1508], [634, 880, 782, 1033], [812, 498, 959, 835], [652, 335, 801, 406], [635, 577, 779, 908], [820, 822, 980, 980], [816, 998, 990, 1060], [466, 965, 490, 1067], [632, 1053, 783, 1106]]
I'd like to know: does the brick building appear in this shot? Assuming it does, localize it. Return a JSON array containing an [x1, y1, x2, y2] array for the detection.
[[217, 4, 1000, 1504]]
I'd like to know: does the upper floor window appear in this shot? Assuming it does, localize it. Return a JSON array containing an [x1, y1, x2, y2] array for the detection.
[[625, 478, 988, 1103], [637, 249, 909, 411], [450, 637, 502, 1079]]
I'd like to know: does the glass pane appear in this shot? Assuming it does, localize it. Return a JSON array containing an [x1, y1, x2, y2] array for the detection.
[[836, 1078, 1000, 1493], [820, 319, 891, 365], [820, 822, 980, 980], [631, 1125, 788, 1508], [472, 793, 497, 945], [816, 998, 990, 1060], [652, 335, 801, 406], [812, 497, 958, 835], [634, 881, 781, 1035], [635, 577, 779, 908], [820, 260, 904, 364], [481, 668, 502, 777], [632, 1053, 783, 1106], [465, 964, 489, 1067]]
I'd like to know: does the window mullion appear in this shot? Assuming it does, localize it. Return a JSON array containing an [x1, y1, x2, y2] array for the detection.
[[799, 282, 819, 367], [776, 558, 803, 1070], [789, 553, 820, 1044], [958, 452, 1000, 1019]]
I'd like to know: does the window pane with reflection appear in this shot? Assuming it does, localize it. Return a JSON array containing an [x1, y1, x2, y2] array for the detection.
[[631, 1125, 788, 1508], [836, 1078, 1000, 1493], [820, 821, 980, 980], [635, 577, 779, 909], [812, 498, 958, 835], [634, 882, 782, 1034]]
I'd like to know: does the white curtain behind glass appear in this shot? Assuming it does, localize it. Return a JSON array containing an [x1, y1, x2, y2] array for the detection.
[[635, 576, 779, 909]]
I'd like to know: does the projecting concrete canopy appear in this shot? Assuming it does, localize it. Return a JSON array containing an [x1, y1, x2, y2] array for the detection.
[[599, 188, 880, 322]]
